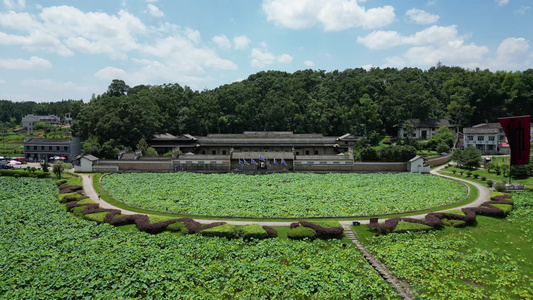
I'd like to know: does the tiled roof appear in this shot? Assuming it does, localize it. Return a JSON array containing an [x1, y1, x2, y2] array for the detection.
[[24, 137, 71, 143]]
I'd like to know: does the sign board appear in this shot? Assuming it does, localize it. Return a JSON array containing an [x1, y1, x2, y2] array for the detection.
[[498, 115, 530, 165]]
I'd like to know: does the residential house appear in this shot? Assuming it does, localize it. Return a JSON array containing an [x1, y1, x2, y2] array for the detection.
[[23, 137, 82, 162], [394, 119, 454, 139]]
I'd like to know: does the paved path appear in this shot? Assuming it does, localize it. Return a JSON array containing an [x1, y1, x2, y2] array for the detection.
[[79, 167, 491, 226]]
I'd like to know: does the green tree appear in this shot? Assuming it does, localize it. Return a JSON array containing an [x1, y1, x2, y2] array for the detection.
[[447, 94, 475, 128], [451, 148, 465, 167], [106, 79, 130, 97], [145, 147, 158, 157], [53, 161, 65, 179], [136, 138, 148, 155], [462, 146, 481, 169], [428, 126, 455, 149]]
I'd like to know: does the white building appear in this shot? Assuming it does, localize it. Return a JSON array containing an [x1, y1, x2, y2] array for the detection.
[[394, 119, 454, 140], [21, 114, 61, 132], [463, 123, 507, 154]]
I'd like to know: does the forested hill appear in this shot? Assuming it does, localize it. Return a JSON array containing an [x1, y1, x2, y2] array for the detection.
[[2, 66, 533, 156]]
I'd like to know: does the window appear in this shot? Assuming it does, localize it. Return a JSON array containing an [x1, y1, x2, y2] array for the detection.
[[201, 151, 206, 155], [314, 150, 319, 155], [305, 150, 310, 155], [56, 146, 60, 151], [467, 136, 474, 141], [64, 147, 68, 151], [211, 150, 216, 155], [26, 146, 30, 150], [488, 136, 495, 141], [34, 146, 37, 150], [295, 151, 300, 155], [477, 136, 484, 141], [49, 146, 52, 151], [222, 150, 227, 155], [41, 146, 44, 150]]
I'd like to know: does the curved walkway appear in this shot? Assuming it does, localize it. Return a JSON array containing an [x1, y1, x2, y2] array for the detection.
[[79, 166, 492, 226]]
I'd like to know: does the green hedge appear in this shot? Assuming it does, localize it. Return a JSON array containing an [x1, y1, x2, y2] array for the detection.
[[166, 222, 188, 234], [287, 226, 316, 240], [392, 221, 434, 233], [239, 224, 269, 240], [199, 224, 237, 238], [84, 212, 108, 223], [491, 204, 513, 215], [442, 218, 467, 227]]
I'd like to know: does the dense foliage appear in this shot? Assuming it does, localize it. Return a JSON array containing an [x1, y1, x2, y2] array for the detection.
[[365, 192, 533, 299], [0, 177, 399, 299], [101, 172, 466, 217]]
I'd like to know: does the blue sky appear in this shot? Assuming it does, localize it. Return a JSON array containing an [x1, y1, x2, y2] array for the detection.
[[0, 0, 531, 102]]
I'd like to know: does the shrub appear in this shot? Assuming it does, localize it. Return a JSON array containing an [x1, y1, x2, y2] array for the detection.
[[481, 176, 486, 181], [298, 221, 344, 239], [473, 174, 479, 179], [466, 171, 472, 177], [287, 226, 316, 240], [56, 179, 67, 186], [239, 224, 269, 240], [262, 226, 278, 238], [166, 222, 188, 234], [494, 183, 506, 192], [486, 180, 493, 187], [491, 204, 513, 215], [460, 171, 464, 176], [442, 218, 467, 227], [200, 224, 237, 238], [452, 170, 457, 174], [393, 221, 434, 233], [84, 212, 108, 223], [60, 194, 79, 203]]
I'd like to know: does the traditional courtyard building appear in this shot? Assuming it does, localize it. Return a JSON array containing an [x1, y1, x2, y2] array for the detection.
[[147, 131, 359, 171]]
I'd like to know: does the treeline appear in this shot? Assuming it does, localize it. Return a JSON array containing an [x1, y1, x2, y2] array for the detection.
[[2, 66, 532, 157]]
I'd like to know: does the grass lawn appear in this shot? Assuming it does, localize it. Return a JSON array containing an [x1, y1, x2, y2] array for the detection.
[[440, 165, 533, 187]]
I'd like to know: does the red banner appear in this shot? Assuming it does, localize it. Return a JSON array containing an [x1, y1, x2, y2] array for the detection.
[[498, 115, 530, 165]]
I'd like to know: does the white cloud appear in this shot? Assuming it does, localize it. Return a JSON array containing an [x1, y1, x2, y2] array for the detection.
[[147, 4, 164, 17], [487, 37, 532, 69], [0, 7, 147, 60], [262, 0, 395, 31], [233, 35, 250, 50], [516, 6, 530, 15], [3, 0, 25, 10], [184, 28, 201, 43], [251, 48, 276, 67], [0, 56, 52, 70], [361, 64, 374, 71], [405, 8, 439, 25], [213, 34, 231, 48], [497, 0, 509, 6], [94, 66, 127, 80], [250, 45, 293, 67], [358, 25, 489, 68], [357, 25, 463, 49], [277, 53, 293, 64], [304, 60, 314, 67]]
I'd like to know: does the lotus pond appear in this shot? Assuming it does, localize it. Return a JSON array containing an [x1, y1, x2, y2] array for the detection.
[[101, 172, 467, 217], [0, 176, 399, 299]]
